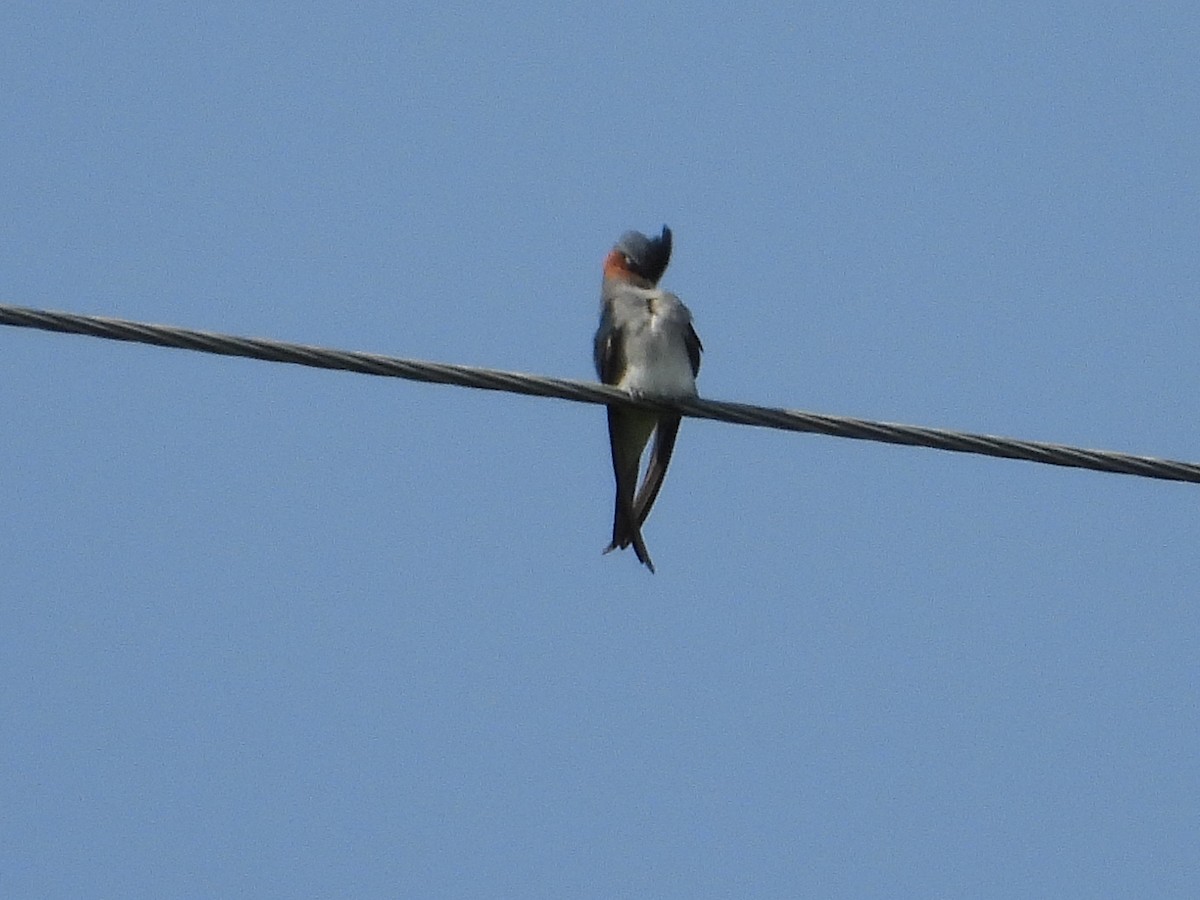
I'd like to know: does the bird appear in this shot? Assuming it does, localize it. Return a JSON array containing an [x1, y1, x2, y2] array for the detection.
[[593, 225, 703, 573]]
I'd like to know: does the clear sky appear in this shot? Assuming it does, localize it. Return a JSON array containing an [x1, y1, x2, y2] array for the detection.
[[3, 3, 1198, 897]]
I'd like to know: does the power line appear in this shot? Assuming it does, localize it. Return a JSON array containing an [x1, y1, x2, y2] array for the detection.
[[2, 302, 1197, 485]]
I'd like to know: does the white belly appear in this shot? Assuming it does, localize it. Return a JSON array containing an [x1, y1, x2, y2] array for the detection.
[[618, 318, 697, 398]]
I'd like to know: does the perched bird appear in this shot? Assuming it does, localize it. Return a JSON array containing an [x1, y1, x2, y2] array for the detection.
[[593, 225, 703, 573]]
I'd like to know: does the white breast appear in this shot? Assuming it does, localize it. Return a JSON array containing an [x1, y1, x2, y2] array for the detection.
[[618, 300, 698, 398]]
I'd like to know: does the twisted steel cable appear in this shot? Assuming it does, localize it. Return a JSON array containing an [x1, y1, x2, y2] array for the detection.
[[3, 302, 1197, 484]]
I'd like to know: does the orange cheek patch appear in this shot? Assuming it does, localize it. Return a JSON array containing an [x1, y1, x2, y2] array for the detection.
[[604, 250, 654, 287], [604, 250, 634, 281]]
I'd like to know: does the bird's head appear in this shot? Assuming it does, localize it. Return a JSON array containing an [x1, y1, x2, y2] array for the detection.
[[603, 225, 673, 286]]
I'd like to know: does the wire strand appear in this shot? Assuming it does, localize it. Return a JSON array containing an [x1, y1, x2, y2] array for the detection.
[[3, 302, 1197, 484]]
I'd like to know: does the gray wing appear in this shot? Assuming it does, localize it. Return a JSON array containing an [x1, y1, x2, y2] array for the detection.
[[593, 314, 626, 385], [684, 322, 703, 377]]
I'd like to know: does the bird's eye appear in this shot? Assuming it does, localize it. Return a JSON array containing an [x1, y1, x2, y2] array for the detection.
[[622, 254, 635, 268]]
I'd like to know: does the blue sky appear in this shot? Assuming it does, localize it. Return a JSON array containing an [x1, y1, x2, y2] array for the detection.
[[3, 3, 1198, 897]]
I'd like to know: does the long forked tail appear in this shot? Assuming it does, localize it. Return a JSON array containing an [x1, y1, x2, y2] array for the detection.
[[604, 407, 657, 573]]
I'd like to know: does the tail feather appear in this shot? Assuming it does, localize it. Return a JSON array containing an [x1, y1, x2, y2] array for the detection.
[[631, 415, 681, 529], [604, 406, 657, 573]]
